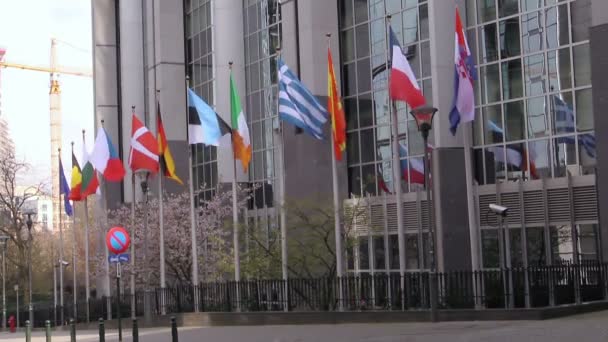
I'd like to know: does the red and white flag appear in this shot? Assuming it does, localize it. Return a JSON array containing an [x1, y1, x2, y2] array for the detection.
[[129, 113, 159, 174], [388, 26, 425, 109]]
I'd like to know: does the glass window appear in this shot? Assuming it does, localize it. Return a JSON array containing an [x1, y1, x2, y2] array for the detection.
[[373, 236, 385, 270], [576, 88, 593, 132], [545, 5, 569, 49], [505, 143, 525, 179], [345, 97, 358, 130], [343, 62, 357, 96], [551, 91, 574, 134], [504, 101, 525, 141], [502, 59, 523, 100], [356, 24, 370, 58], [550, 225, 573, 264], [524, 54, 545, 97], [509, 229, 523, 267], [482, 229, 500, 268], [483, 105, 503, 144], [522, 11, 543, 53], [357, 58, 372, 93], [578, 133, 596, 174], [370, 19, 386, 57], [341, 29, 355, 62], [553, 137, 577, 177], [360, 129, 375, 163], [498, 0, 518, 18], [369, 0, 384, 20], [547, 48, 572, 92], [406, 234, 419, 270], [571, 0, 591, 43], [481, 64, 501, 103], [573, 44, 591, 87], [349, 166, 361, 196], [527, 96, 548, 138], [529, 139, 551, 179], [362, 164, 377, 196], [480, 23, 499, 63], [522, 0, 542, 12], [500, 18, 521, 59], [359, 93, 374, 128], [359, 236, 370, 270], [353, 0, 368, 24], [389, 234, 399, 270], [478, 0, 497, 23], [527, 227, 546, 266], [402, 7, 418, 46], [347, 131, 360, 163], [577, 224, 598, 262], [340, 0, 354, 27], [419, 4, 429, 40]]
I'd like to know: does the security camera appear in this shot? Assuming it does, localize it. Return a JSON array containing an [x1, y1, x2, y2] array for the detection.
[[489, 204, 509, 217], [59, 260, 69, 266]]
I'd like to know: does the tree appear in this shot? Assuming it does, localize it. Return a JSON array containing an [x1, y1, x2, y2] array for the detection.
[[0, 153, 49, 302], [90, 185, 250, 290]]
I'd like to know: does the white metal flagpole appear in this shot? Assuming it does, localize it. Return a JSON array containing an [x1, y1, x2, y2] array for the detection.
[[80, 133, 91, 322], [57, 148, 65, 323], [186, 76, 200, 312], [130, 172, 136, 319], [228, 62, 241, 286], [99, 121, 112, 321], [156, 95, 167, 316]]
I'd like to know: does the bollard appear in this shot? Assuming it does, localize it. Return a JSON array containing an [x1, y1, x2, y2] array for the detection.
[[171, 316, 178, 342], [98, 318, 105, 342], [45, 320, 52, 342], [132, 318, 139, 342], [69, 319, 76, 342], [25, 320, 31, 342]]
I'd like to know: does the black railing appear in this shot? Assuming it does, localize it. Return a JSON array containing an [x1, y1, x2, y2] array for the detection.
[[17, 262, 608, 326]]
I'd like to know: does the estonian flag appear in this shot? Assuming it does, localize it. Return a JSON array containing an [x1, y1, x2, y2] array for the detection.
[[187, 88, 231, 146]]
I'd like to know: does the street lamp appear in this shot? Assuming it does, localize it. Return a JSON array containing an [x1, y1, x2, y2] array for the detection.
[[0, 235, 8, 330], [409, 105, 438, 321], [25, 213, 34, 326], [140, 174, 152, 322], [488, 203, 514, 308]]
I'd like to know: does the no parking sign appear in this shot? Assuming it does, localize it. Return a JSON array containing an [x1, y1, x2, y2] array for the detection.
[[106, 226, 131, 255]]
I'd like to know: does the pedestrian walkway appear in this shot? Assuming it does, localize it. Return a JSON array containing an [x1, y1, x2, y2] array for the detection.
[[1, 310, 608, 341]]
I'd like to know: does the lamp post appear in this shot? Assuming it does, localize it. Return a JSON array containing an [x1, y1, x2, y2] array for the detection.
[[0, 235, 8, 329], [489, 203, 513, 308], [141, 174, 152, 322], [409, 105, 438, 321], [25, 213, 33, 325]]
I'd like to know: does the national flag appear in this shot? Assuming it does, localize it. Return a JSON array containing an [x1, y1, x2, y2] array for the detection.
[[157, 103, 183, 184], [129, 113, 159, 174], [398, 143, 426, 185], [328, 47, 347, 160], [91, 127, 126, 182], [552, 95, 596, 159], [377, 163, 392, 194], [69, 152, 83, 201], [188, 88, 231, 146], [449, 7, 477, 135], [59, 156, 73, 216], [487, 120, 538, 179], [388, 25, 425, 109], [230, 71, 252, 172], [81, 139, 100, 197], [278, 58, 329, 139]]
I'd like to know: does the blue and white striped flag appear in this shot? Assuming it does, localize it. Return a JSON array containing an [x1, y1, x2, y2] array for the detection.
[[278, 58, 328, 139]]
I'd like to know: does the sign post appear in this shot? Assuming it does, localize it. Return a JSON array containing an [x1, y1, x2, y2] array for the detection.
[[106, 227, 130, 342]]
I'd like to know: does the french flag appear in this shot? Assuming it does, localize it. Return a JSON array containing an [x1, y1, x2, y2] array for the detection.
[[399, 143, 425, 185], [449, 8, 477, 135], [389, 26, 425, 109]]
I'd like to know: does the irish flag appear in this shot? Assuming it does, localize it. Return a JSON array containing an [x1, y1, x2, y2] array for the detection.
[[81, 139, 100, 197], [230, 71, 251, 172], [91, 127, 126, 182]]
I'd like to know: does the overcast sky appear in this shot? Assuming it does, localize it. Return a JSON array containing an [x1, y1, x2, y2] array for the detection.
[[0, 0, 94, 187]]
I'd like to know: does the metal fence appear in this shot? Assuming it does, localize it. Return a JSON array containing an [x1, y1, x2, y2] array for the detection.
[[19, 262, 608, 326]]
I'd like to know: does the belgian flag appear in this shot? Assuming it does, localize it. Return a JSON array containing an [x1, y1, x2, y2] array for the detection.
[[157, 103, 183, 185], [69, 151, 83, 201]]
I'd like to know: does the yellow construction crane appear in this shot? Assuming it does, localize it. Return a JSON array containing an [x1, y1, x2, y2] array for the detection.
[[0, 38, 92, 234]]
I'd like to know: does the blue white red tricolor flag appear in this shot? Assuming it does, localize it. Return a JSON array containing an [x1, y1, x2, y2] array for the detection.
[[449, 8, 477, 135], [388, 25, 425, 109]]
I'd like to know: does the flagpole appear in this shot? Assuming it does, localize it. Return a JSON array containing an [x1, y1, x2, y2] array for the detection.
[[130, 172, 136, 319], [186, 76, 200, 312], [229, 62, 242, 312], [99, 121, 112, 321], [326, 33, 344, 311], [57, 148, 65, 323], [275, 47, 289, 312], [385, 14, 407, 311], [71, 142, 80, 322], [156, 96, 167, 316], [80, 133, 91, 322]]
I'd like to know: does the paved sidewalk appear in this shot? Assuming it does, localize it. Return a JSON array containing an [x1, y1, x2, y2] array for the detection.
[[1, 310, 607, 341]]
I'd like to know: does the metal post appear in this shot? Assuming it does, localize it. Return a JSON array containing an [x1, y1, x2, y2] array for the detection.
[[186, 76, 200, 312], [132, 318, 139, 342], [159, 171, 167, 315], [116, 263, 122, 342], [423, 132, 438, 322], [27, 218, 33, 326], [69, 319, 75, 342], [276, 124, 289, 312], [171, 316, 178, 342], [98, 318, 105, 342], [15, 287, 19, 329], [58, 190, 65, 325], [45, 320, 51, 342], [3, 242, 8, 330], [53, 263, 57, 326], [229, 62, 242, 313], [130, 174, 136, 319], [142, 176, 152, 321], [25, 320, 31, 342], [81, 133, 91, 323], [72, 204, 78, 322]]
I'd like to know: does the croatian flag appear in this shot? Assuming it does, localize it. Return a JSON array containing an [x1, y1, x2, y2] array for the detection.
[[449, 8, 477, 135], [388, 26, 425, 109]]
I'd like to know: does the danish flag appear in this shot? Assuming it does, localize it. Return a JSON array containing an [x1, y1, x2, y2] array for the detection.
[[129, 113, 159, 174]]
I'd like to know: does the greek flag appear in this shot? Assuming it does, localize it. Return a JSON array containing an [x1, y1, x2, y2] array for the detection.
[[553, 95, 596, 158], [278, 58, 328, 139]]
